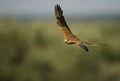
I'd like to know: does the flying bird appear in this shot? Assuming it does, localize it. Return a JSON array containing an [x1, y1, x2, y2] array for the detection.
[[54, 4, 106, 52]]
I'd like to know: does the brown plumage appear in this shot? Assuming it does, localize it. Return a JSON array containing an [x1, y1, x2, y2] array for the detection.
[[54, 4, 106, 52]]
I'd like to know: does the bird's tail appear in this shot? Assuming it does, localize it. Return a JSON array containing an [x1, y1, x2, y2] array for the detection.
[[83, 41, 107, 46], [79, 41, 107, 52]]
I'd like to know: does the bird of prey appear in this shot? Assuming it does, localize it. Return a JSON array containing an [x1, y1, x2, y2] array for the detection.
[[54, 4, 106, 52]]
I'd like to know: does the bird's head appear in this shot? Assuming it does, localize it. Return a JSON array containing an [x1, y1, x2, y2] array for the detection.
[[64, 38, 75, 44], [64, 39, 68, 43]]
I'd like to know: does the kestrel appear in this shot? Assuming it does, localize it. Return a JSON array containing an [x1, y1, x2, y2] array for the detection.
[[54, 4, 106, 52]]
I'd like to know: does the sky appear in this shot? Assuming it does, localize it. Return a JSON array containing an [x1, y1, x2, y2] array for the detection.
[[0, 0, 120, 16]]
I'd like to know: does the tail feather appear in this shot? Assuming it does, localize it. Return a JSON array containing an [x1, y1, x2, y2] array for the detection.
[[79, 41, 107, 52], [83, 41, 107, 46]]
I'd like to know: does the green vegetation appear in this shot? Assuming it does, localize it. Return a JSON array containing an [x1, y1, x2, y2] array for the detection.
[[0, 18, 120, 81]]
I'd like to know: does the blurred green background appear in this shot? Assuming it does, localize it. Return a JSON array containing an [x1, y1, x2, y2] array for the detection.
[[0, 17, 120, 81], [1, 0, 120, 81]]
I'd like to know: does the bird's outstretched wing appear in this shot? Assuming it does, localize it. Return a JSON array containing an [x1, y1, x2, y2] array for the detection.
[[54, 4, 73, 37]]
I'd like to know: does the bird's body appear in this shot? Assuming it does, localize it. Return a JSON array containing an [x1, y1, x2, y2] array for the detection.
[[54, 4, 106, 52]]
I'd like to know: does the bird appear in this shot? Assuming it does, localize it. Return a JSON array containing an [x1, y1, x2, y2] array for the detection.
[[54, 4, 106, 52]]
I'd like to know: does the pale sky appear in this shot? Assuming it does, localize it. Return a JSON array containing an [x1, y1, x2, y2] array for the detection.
[[0, 0, 120, 16]]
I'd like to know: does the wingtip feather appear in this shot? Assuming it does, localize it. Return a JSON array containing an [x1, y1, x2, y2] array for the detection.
[[80, 45, 89, 52], [54, 4, 63, 17]]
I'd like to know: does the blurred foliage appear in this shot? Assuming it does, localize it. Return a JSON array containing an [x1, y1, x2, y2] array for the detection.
[[0, 17, 120, 81]]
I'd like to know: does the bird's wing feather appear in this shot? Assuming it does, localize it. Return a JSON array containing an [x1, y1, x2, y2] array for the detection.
[[55, 4, 73, 37]]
